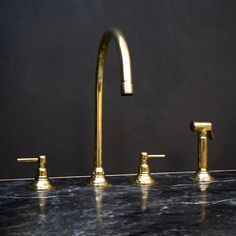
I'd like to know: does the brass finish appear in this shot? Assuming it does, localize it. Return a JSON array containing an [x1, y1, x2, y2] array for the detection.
[[89, 28, 134, 187], [134, 152, 165, 185], [190, 121, 214, 182], [17, 155, 53, 191]]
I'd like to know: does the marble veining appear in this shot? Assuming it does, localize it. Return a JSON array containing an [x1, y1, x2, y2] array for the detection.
[[0, 171, 236, 235]]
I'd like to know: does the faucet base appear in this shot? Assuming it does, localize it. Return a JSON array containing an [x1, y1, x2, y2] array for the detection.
[[29, 178, 54, 191], [191, 169, 214, 182], [134, 173, 157, 185], [88, 167, 110, 187]]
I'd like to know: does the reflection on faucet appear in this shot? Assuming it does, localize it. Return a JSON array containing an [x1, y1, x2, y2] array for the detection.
[[140, 185, 151, 211], [94, 187, 105, 225], [198, 183, 210, 223], [89, 28, 134, 187]]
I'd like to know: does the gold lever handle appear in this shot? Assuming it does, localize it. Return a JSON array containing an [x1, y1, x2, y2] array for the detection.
[[17, 156, 46, 167], [17, 158, 39, 163], [17, 155, 53, 191], [146, 154, 165, 158], [140, 152, 165, 162]]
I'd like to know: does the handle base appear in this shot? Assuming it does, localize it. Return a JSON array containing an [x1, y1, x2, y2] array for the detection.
[[134, 172, 157, 185], [30, 178, 53, 191]]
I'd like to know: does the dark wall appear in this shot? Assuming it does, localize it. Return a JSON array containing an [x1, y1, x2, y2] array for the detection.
[[0, 0, 236, 179]]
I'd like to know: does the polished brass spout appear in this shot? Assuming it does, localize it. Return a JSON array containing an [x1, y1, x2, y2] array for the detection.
[[89, 28, 134, 186]]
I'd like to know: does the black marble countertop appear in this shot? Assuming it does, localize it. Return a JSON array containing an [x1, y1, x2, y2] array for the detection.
[[0, 170, 236, 235]]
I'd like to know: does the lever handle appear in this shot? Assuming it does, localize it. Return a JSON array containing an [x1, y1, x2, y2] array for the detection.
[[17, 157, 39, 163], [17, 156, 46, 167], [17, 155, 53, 191], [140, 152, 165, 161], [147, 154, 165, 158]]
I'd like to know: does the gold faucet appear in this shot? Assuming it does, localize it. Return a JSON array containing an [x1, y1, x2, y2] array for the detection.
[[17, 155, 53, 191], [89, 28, 134, 187], [190, 121, 214, 182]]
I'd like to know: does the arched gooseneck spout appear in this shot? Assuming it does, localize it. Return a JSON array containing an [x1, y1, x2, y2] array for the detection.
[[89, 28, 134, 186]]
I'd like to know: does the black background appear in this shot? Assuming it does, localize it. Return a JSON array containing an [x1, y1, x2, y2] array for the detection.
[[0, 0, 236, 179]]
